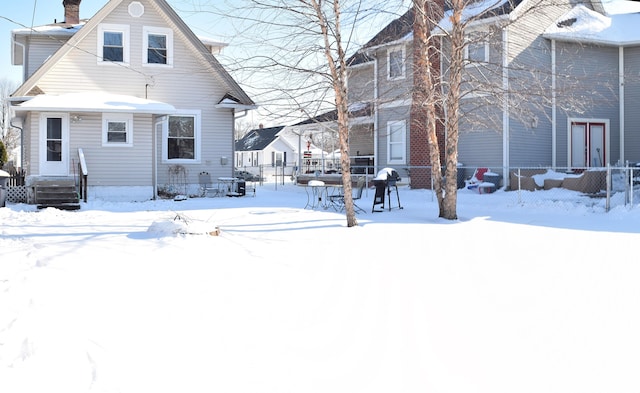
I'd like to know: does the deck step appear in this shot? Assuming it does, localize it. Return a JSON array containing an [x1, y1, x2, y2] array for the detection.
[[35, 181, 81, 210]]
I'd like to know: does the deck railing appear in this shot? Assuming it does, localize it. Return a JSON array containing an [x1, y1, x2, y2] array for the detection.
[[77, 148, 88, 202]]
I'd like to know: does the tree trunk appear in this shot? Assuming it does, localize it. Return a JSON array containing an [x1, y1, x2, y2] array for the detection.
[[441, 0, 464, 220], [413, 0, 449, 218], [310, 0, 357, 227]]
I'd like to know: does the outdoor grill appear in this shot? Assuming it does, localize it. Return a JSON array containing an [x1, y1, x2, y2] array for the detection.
[[372, 168, 403, 212]]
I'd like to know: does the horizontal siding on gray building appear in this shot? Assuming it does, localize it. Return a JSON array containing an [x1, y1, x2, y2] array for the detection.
[[374, 42, 414, 105], [377, 104, 410, 168], [555, 42, 620, 166], [348, 64, 374, 104], [624, 46, 640, 163]]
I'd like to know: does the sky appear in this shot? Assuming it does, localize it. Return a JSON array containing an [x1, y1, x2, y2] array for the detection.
[[2, 176, 640, 393], [0, 0, 410, 126]]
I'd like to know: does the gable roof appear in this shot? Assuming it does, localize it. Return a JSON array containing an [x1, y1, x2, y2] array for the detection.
[[235, 126, 285, 152], [347, 0, 524, 65], [347, 8, 414, 66], [11, 0, 254, 107]]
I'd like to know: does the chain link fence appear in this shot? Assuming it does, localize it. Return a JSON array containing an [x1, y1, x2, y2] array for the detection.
[[448, 165, 638, 212], [238, 162, 640, 212]]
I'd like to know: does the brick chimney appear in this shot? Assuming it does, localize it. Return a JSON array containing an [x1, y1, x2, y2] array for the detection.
[[63, 0, 81, 24]]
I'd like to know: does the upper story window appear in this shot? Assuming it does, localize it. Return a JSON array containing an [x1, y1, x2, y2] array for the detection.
[[143, 26, 173, 66], [98, 24, 130, 64], [465, 40, 489, 64], [102, 114, 133, 147], [387, 46, 405, 80], [387, 120, 406, 165], [162, 111, 201, 162]]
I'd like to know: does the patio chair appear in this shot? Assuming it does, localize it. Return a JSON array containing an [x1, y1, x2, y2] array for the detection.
[[330, 176, 366, 213], [198, 172, 221, 197]]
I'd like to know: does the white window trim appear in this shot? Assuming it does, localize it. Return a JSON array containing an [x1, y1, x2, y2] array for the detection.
[[464, 40, 489, 66], [97, 24, 130, 65], [102, 113, 133, 147], [143, 26, 173, 67], [387, 45, 406, 80], [387, 120, 406, 165], [161, 110, 201, 163]]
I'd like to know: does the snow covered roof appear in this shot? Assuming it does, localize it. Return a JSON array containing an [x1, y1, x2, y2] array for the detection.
[[12, 92, 177, 114], [543, 4, 640, 46], [235, 126, 285, 152], [12, 22, 86, 36], [435, 0, 514, 33]]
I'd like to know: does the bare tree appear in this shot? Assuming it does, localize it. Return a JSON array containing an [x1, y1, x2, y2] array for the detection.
[[411, 0, 618, 220], [235, 118, 259, 141], [413, 0, 449, 217], [188, 0, 406, 227]]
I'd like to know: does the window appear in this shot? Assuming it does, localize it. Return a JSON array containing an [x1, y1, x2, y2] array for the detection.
[[102, 114, 133, 146], [387, 120, 406, 164], [148, 34, 167, 64], [162, 111, 201, 162], [272, 152, 283, 167], [387, 46, 405, 80], [465, 40, 489, 64], [46, 118, 63, 161], [143, 26, 173, 66], [168, 116, 194, 159], [98, 24, 130, 64]]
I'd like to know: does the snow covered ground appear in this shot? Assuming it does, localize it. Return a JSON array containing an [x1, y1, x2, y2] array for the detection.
[[1, 182, 640, 393]]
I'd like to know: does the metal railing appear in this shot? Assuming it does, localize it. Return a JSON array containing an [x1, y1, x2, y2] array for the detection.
[[77, 148, 88, 203]]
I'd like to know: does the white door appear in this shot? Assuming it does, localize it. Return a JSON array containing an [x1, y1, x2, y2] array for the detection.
[[570, 123, 586, 167], [40, 113, 70, 176], [570, 121, 606, 168], [589, 124, 605, 167]]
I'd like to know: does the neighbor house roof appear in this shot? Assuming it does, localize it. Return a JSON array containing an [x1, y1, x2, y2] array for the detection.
[[235, 126, 286, 152], [435, 0, 525, 32], [347, 0, 524, 66], [347, 8, 414, 66], [543, 3, 640, 46], [293, 102, 374, 125]]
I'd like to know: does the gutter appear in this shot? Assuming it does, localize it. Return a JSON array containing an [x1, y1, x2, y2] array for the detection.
[[551, 40, 557, 168], [373, 52, 379, 173], [502, 25, 510, 175]]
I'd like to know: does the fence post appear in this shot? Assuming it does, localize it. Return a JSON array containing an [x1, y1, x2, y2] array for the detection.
[[606, 164, 611, 212], [517, 168, 522, 204], [631, 165, 634, 207], [431, 168, 434, 202]]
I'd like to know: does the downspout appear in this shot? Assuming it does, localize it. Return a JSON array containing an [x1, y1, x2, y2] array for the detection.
[[298, 129, 302, 180], [153, 117, 158, 200], [551, 39, 557, 168], [373, 53, 379, 173], [619, 46, 624, 164], [232, 109, 238, 175], [502, 26, 509, 174]]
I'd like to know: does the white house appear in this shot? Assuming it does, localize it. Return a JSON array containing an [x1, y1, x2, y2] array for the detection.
[[235, 124, 331, 180], [8, 0, 255, 205]]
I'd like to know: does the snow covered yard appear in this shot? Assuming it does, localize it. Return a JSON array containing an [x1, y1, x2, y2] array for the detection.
[[1, 183, 640, 393]]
